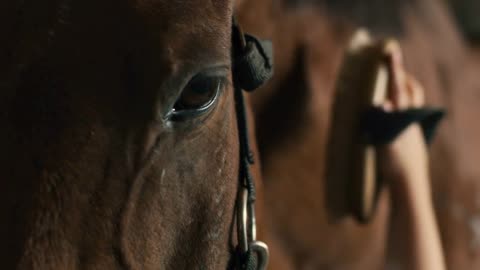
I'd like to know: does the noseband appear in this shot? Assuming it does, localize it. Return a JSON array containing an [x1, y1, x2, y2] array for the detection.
[[230, 18, 273, 270]]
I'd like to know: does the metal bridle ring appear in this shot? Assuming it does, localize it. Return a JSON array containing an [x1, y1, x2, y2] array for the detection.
[[237, 187, 249, 253], [250, 241, 269, 270]]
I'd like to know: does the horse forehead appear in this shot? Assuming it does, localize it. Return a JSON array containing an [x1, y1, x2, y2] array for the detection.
[[133, 0, 233, 23], [130, 0, 234, 60]]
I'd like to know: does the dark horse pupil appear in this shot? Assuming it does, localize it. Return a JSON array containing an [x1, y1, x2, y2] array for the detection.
[[175, 76, 220, 110]]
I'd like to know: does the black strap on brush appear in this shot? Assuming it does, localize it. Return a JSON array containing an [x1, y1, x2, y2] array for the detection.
[[231, 17, 273, 270], [363, 107, 446, 145]]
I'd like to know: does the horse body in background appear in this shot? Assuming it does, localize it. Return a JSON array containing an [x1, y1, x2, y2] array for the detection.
[[237, 0, 480, 269], [0, 1, 265, 269]]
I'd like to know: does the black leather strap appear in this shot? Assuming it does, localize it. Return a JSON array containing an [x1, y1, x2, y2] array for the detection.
[[232, 248, 258, 270], [362, 107, 446, 145], [232, 23, 274, 92], [231, 17, 273, 270]]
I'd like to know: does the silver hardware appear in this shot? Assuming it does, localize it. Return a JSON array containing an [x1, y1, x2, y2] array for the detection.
[[250, 241, 269, 270], [236, 187, 270, 270], [237, 188, 249, 253]]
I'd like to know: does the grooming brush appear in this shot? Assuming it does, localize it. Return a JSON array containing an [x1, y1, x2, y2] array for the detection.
[[327, 29, 393, 223]]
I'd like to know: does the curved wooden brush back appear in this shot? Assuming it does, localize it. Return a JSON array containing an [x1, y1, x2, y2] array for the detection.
[[327, 29, 393, 223]]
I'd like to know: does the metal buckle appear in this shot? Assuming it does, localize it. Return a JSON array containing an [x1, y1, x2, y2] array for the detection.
[[237, 187, 269, 270], [250, 241, 269, 270]]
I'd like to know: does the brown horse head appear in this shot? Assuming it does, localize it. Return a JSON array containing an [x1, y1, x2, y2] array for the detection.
[[0, 1, 263, 269]]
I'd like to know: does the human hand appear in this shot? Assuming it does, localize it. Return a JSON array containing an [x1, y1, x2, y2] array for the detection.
[[379, 42, 445, 270], [376, 42, 431, 198]]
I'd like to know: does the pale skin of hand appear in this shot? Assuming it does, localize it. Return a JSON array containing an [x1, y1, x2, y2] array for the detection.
[[378, 43, 446, 270]]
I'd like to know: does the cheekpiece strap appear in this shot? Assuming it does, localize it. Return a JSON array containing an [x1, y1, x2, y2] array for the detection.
[[232, 18, 274, 91]]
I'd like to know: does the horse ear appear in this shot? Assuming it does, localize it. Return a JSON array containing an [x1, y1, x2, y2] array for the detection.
[[232, 20, 274, 91]]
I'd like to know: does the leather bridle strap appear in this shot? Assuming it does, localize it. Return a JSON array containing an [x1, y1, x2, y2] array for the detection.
[[230, 17, 273, 270]]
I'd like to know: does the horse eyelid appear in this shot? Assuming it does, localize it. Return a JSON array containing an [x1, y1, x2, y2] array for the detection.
[[167, 78, 225, 122]]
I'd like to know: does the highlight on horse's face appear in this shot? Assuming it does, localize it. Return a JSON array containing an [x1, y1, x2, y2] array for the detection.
[[0, 0, 237, 269]]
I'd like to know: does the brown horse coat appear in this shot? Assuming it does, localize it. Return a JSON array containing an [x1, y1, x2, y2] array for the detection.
[[0, 0, 268, 269], [237, 0, 480, 269]]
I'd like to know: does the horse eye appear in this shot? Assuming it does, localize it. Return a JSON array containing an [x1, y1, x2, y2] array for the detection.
[[170, 75, 224, 121]]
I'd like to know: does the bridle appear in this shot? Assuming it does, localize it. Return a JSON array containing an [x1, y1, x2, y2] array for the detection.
[[230, 17, 273, 270]]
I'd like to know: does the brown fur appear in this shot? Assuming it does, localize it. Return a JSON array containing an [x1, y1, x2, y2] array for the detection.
[[238, 0, 480, 269], [0, 0, 262, 269]]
